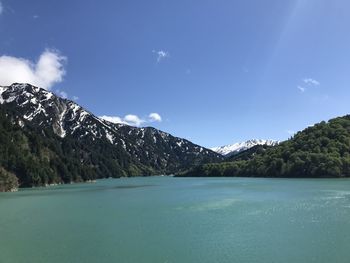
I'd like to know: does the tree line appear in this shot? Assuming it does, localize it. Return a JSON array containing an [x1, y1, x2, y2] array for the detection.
[[178, 116, 350, 178]]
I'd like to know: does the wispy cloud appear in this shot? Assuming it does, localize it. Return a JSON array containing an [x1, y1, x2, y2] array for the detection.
[[100, 112, 162, 127], [303, 78, 320, 86], [0, 49, 66, 90], [0, 1, 3, 15], [152, 50, 169, 63], [297, 86, 305, 93], [297, 77, 320, 93]]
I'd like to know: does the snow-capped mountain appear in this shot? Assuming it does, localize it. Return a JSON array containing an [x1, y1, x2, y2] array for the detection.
[[211, 139, 279, 157], [0, 83, 222, 178]]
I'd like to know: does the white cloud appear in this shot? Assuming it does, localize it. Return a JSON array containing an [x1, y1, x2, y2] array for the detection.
[[297, 78, 320, 93], [0, 1, 3, 15], [303, 78, 320, 86], [124, 114, 145, 126], [100, 115, 144, 126], [100, 115, 126, 125], [152, 50, 169, 63], [100, 112, 163, 127], [297, 86, 305, 92], [149, 112, 162, 122], [72, 96, 79, 101], [0, 49, 66, 90]]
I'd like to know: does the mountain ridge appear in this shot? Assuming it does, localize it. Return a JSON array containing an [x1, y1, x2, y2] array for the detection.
[[0, 83, 222, 190], [211, 139, 279, 157]]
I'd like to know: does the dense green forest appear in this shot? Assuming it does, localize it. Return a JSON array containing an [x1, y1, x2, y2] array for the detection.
[[178, 115, 350, 178], [0, 167, 18, 192], [0, 106, 156, 191], [2, 97, 350, 191], [0, 83, 221, 191], [226, 144, 273, 162]]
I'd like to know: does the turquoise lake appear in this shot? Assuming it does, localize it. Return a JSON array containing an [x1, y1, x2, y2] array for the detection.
[[1, 177, 350, 263]]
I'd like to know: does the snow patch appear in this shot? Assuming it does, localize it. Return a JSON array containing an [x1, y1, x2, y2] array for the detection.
[[211, 139, 279, 156]]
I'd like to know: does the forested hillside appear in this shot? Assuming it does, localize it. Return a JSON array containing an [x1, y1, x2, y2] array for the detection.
[[178, 115, 350, 178], [0, 106, 126, 189], [0, 83, 221, 191]]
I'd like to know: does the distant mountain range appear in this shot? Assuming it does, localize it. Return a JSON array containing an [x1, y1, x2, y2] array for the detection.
[[211, 139, 279, 157], [0, 83, 222, 190], [3, 82, 349, 191], [178, 115, 350, 178]]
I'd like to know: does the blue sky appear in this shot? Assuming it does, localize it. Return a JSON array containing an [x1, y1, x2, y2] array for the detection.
[[1, 0, 350, 148]]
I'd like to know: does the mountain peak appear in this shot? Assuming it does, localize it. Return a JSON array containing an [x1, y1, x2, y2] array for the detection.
[[211, 139, 279, 157], [0, 83, 222, 185]]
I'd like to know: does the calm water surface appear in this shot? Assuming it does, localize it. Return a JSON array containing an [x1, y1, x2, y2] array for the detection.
[[1, 177, 350, 263]]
